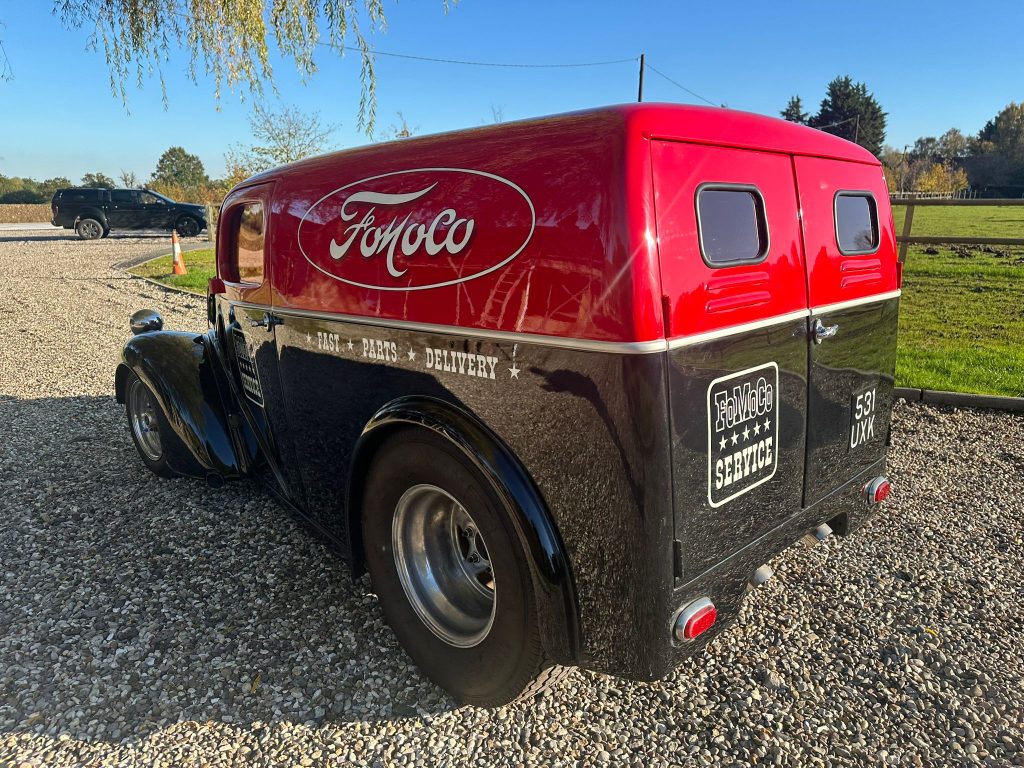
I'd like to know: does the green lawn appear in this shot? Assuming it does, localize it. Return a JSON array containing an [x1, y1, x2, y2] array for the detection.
[[129, 248, 216, 293], [130, 208, 1024, 396]]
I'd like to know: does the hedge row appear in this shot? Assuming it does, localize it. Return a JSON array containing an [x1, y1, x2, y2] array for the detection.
[[0, 204, 52, 224]]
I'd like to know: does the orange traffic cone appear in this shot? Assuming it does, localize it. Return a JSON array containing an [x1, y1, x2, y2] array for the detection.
[[171, 230, 188, 275]]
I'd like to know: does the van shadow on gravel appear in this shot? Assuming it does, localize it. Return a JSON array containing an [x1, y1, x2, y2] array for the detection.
[[0, 394, 455, 745]]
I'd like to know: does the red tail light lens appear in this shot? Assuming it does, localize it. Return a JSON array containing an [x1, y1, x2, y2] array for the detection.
[[896, 260, 904, 288], [674, 598, 717, 642], [864, 476, 891, 506]]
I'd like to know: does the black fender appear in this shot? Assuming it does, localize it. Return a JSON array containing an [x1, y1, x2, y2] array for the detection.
[[346, 396, 581, 665], [76, 208, 108, 228], [115, 330, 248, 479]]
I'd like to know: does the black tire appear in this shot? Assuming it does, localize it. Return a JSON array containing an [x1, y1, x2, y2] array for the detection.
[[124, 372, 187, 479], [361, 428, 567, 707], [76, 217, 104, 240], [175, 215, 201, 237]]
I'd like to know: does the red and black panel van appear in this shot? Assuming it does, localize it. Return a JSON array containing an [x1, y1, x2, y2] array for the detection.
[[116, 104, 899, 707]]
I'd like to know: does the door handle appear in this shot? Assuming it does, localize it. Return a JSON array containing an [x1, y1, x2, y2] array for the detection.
[[812, 318, 838, 344], [250, 312, 283, 330]]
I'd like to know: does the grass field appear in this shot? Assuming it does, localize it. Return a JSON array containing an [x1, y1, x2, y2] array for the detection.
[[129, 248, 216, 293], [130, 206, 1024, 396]]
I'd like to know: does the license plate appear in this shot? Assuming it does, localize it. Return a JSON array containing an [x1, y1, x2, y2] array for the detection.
[[849, 385, 878, 451]]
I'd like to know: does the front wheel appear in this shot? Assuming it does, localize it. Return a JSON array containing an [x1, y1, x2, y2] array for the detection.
[[125, 373, 182, 478], [175, 215, 201, 237], [361, 428, 567, 707]]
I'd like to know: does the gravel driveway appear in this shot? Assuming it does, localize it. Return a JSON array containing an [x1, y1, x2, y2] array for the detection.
[[1, 232, 1022, 767]]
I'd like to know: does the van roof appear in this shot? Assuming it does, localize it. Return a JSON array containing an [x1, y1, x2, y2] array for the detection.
[[617, 103, 880, 165], [245, 103, 878, 187]]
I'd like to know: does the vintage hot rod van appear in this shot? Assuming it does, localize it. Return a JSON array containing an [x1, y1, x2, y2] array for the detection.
[[116, 104, 899, 707]]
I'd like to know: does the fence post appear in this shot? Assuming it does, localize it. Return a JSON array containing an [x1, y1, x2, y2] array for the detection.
[[899, 196, 916, 263], [206, 204, 217, 243]]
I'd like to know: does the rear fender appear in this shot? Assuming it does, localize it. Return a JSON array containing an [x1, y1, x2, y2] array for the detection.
[[115, 330, 249, 479], [347, 396, 580, 665]]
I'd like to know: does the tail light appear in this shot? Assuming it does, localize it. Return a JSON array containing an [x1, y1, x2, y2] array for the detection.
[[863, 476, 891, 506], [674, 597, 717, 642], [896, 260, 904, 288]]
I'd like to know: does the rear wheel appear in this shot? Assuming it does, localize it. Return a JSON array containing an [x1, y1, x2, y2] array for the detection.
[[76, 218, 103, 240], [361, 429, 567, 707]]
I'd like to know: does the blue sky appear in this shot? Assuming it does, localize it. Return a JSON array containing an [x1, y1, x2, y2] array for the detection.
[[1, 0, 1022, 182]]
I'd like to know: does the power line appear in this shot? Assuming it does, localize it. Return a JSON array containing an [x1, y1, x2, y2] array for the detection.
[[325, 42, 638, 69], [643, 62, 718, 106]]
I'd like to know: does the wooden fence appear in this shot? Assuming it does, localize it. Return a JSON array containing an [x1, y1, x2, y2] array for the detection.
[[891, 196, 1024, 262]]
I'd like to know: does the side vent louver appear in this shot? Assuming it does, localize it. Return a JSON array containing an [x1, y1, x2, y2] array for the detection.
[[232, 329, 264, 406]]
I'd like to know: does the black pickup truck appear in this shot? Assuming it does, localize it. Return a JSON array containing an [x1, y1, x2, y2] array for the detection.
[[51, 188, 207, 239]]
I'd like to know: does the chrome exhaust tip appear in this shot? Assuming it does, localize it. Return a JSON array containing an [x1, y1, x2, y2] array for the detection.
[[802, 523, 833, 548]]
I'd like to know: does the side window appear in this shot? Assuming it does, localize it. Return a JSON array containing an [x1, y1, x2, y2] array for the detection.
[[110, 190, 134, 204], [834, 192, 879, 255], [696, 185, 769, 267], [230, 202, 265, 284], [139, 192, 164, 206]]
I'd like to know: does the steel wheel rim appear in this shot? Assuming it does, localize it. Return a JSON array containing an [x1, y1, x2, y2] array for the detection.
[[82, 220, 100, 238], [392, 484, 496, 648], [128, 379, 162, 462]]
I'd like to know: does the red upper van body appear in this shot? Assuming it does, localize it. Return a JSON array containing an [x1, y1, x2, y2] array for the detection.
[[118, 104, 899, 706]]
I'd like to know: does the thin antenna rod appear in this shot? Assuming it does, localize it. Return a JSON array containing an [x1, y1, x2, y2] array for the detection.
[[637, 54, 645, 102]]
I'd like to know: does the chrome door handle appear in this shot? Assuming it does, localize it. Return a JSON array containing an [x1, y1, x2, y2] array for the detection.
[[250, 312, 283, 330], [812, 318, 838, 344]]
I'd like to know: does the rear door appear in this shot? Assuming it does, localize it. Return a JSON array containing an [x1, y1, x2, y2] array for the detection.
[[217, 184, 304, 501], [653, 142, 811, 582], [793, 157, 900, 506], [107, 189, 143, 228]]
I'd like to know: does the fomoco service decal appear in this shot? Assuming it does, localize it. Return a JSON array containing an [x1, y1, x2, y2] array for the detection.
[[297, 168, 536, 291], [707, 362, 778, 508]]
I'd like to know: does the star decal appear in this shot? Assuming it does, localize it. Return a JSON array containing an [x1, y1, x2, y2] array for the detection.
[[742, 425, 750, 441], [719, 436, 727, 451], [509, 363, 521, 379], [407, 348, 417, 361], [753, 421, 761, 436], [305, 332, 312, 345], [763, 418, 771, 432], [731, 432, 739, 446], [347, 339, 355, 352]]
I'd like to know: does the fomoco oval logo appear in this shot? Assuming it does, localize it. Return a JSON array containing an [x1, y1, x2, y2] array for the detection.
[[297, 168, 536, 291]]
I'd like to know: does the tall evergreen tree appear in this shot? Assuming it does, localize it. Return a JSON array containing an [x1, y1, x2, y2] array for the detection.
[[780, 95, 809, 125], [808, 76, 887, 156]]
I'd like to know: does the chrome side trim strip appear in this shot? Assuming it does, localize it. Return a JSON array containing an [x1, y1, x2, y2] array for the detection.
[[665, 310, 811, 350], [233, 302, 670, 354], [812, 289, 901, 316], [230, 288, 900, 355]]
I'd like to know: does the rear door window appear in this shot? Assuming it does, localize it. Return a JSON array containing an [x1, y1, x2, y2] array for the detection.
[[110, 190, 135, 204], [232, 202, 266, 284], [696, 185, 769, 267], [834, 192, 879, 254]]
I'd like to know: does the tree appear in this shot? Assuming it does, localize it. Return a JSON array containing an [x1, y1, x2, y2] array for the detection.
[[916, 163, 969, 195], [978, 103, 1024, 178], [231, 104, 338, 173], [807, 76, 887, 156], [937, 129, 968, 164], [151, 147, 208, 188], [80, 172, 115, 188], [375, 111, 416, 141], [45, 1, 448, 134], [119, 170, 140, 188], [910, 136, 939, 162], [780, 95, 808, 125]]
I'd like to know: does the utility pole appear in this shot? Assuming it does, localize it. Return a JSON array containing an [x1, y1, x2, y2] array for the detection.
[[854, 114, 860, 145], [637, 53, 645, 103]]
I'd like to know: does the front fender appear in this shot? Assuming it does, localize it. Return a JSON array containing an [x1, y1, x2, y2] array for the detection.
[[115, 330, 246, 479], [347, 396, 580, 665]]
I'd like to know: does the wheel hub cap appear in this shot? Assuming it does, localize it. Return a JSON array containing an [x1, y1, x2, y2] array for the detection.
[[128, 380, 162, 462], [391, 484, 496, 648]]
